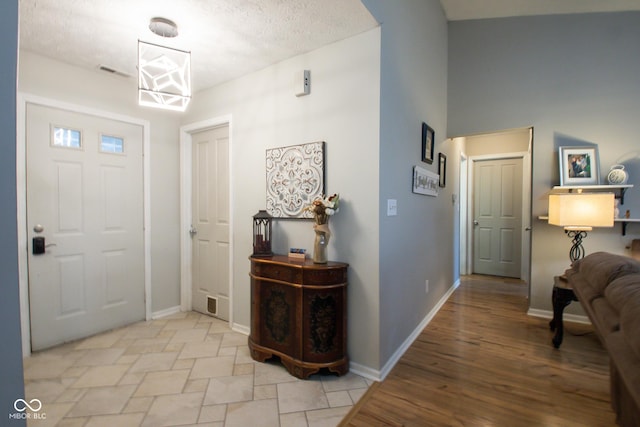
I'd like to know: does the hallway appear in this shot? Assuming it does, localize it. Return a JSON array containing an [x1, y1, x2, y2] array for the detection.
[[23, 311, 371, 426]]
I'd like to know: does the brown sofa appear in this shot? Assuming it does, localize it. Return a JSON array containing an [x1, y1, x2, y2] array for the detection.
[[563, 251, 640, 427]]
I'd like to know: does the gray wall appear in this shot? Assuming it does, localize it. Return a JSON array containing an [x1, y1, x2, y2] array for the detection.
[[363, 0, 454, 369], [1, 1, 26, 424], [185, 29, 382, 375], [448, 12, 640, 313]]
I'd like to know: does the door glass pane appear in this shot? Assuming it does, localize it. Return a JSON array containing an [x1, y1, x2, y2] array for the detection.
[[52, 126, 82, 148], [100, 135, 125, 154]]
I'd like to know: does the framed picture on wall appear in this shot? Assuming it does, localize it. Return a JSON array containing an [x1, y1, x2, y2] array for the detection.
[[266, 141, 325, 218], [412, 165, 439, 196], [558, 146, 600, 186], [421, 122, 435, 164], [438, 153, 446, 188]]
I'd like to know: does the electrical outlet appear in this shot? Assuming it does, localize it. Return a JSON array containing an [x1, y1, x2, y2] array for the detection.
[[425, 279, 429, 293]]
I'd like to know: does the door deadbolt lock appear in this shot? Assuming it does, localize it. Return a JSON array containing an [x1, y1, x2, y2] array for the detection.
[[33, 237, 45, 255]]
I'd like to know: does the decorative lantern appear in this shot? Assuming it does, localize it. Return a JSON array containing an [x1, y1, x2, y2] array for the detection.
[[253, 210, 273, 256]]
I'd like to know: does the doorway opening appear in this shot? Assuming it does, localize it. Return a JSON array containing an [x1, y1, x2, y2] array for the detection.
[[457, 127, 533, 292]]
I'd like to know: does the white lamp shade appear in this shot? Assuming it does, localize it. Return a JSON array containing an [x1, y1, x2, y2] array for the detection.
[[138, 41, 191, 112], [548, 192, 614, 228]]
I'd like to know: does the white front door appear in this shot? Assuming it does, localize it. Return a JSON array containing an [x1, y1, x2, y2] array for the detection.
[[473, 157, 523, 278], [26, 104, 145, 351], [191, 125, 230, 320]]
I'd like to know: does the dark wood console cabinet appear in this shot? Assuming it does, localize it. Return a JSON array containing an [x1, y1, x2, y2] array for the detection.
[[249, 255, 348, 379]]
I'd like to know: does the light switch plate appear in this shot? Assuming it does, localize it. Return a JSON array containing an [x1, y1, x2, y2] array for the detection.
[[387, 199, 397, 216]]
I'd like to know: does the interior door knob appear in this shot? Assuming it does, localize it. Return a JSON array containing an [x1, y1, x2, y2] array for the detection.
[[33, 224, 44, 233], [473, 220, 479, 226], [189, 226, 198, 237]]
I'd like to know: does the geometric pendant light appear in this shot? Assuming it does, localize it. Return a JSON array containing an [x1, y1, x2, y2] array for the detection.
[[138, 40, 191, 112]]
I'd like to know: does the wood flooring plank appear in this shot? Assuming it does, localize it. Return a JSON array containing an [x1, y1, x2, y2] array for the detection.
[[341, 275, 616, 427]]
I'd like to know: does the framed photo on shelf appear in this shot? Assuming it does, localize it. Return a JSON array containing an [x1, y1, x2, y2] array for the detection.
[[558, 146, 600, 186], [438, 153, 446, 188], [421, 122, 435, 164]]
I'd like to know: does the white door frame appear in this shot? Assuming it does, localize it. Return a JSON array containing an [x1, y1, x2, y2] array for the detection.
[[17, 93, 152, 356], [179, 115, 233, 323], [467, 150, 532, 281], [459, 152, 469, 275]]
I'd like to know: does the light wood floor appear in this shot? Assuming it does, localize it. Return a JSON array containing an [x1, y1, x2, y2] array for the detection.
[[341, 275, 616, 427]]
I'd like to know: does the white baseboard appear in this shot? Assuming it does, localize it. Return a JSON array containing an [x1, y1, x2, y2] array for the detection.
[[348, 361, 381, 382], [151, 305, 182, 319], [377, 278, 461, 381], [232, 323, 250, 336], [527, 308, 591, 325]]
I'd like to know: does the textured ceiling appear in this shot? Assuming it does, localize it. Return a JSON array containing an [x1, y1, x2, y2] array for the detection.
[[19, 1, 640, 94], [19, 0, 379, 93]]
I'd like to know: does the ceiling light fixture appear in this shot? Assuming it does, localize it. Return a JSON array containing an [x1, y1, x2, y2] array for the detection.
[[138, 41, 191, 112], [138, 18, 191, 112], [148, 17, 179, 38]]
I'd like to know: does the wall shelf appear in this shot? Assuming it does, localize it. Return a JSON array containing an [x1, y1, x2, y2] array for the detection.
[[552, 184, 633, 204], [615, 218, 640, 236]]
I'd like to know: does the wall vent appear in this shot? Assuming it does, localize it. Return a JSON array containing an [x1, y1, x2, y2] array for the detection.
[[98, 64, 131, 78], [207, 296, 218, 315]]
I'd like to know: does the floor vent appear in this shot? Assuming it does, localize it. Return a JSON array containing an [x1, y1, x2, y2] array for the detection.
[[207, 296, 218, 315]]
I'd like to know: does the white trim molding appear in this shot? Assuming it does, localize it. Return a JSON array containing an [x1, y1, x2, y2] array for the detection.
[[179, 115, 234, 324], [352, 279, 461, 382]]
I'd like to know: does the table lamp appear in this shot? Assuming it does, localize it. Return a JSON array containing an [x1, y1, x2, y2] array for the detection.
[[548, 192, 614, 262]]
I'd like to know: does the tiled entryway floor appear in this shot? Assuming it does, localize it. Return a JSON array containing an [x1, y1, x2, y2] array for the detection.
[[23, 311, 372, 427]]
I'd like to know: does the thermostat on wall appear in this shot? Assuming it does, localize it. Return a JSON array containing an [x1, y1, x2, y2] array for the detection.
[[294, 70, 310, 97]]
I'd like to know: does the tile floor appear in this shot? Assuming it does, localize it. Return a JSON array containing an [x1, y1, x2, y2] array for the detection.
[[23, 311, 372, 427]]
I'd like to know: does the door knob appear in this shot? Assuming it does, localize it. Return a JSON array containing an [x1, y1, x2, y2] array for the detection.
[[473, 220, 479, 226], [189, 226, 198, 237], [33, 224, 44, 233]]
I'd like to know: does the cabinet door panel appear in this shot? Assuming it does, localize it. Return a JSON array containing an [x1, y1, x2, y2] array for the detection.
[[259, 281, 299, 358], [303, 287, 345, 363]]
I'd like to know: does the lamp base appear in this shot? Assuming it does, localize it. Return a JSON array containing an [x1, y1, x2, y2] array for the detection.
[[564, 228, 589, 262]]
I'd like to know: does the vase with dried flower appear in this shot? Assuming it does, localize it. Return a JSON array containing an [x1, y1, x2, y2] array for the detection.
[[304, 194, 340, 263]]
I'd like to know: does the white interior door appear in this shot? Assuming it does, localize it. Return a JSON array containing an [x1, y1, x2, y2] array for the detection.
[[191, 125, 230, 320], [26, 104, 145, 351], [473, 157, 523, 278]]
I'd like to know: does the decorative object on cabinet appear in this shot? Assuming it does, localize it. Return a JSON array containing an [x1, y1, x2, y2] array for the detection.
[[421, 122, 435, 164], [265, 141, 325, 219], [438, 153, 447, 188], [304, 194, 340, 264], [288, 248, 306, 260], [558, 146, 600, 186], [248, 255, 349, 379], [252, 210, 273, 257], [548, 192, 614, 261], [412, 165, 439, 197], [606, 164, 629, 185]]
